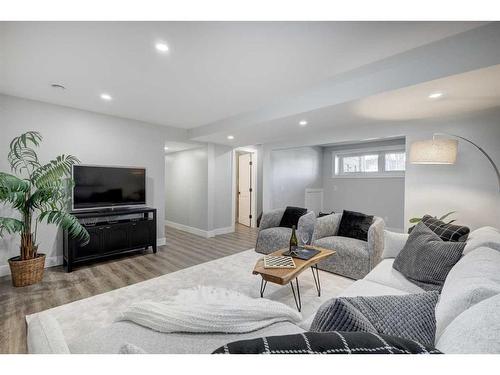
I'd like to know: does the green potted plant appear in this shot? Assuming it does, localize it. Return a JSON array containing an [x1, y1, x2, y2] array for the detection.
[[0, 131, 89, 287]]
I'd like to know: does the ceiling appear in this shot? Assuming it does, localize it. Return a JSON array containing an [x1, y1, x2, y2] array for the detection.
[[0, 21, 486, 130], [196, 63, 500, 146]]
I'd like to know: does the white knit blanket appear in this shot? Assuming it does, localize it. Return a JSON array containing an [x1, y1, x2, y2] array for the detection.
[[115, 286, 302, 333]]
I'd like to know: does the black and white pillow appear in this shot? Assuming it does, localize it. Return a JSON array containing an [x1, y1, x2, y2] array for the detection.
[[337, 210, 374, 242], [213, 331, 441, 354], [421, 215, 470, 242], [394, 222, 465, 291], [310, 292, 439, 347]]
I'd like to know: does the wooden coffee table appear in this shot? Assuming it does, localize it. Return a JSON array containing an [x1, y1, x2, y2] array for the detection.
[[252, 246, 335, 311]]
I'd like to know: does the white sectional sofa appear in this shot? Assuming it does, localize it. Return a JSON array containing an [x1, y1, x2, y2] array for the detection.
[[28, 226, 500, 354]]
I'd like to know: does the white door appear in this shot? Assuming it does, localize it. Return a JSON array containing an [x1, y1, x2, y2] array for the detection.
[[238, 153, 252, 227], [305, 188, 323, 216]]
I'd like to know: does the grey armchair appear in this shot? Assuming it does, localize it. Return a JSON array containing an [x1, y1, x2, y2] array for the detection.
[[311, 213, 385, 280], [255, 209, 316, 254]]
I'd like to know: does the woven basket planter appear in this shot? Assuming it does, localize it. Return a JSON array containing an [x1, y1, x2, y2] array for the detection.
[[8, 254, 46, 287]]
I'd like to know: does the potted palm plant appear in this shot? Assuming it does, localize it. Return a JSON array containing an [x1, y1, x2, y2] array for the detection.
[[0, 131, 89, 287]]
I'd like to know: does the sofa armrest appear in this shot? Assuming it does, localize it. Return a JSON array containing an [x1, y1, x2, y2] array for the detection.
[[367, 217, 385, 268], [297, 211, 317, 245], [382, 230, 409, 259], [27, 313, 70, 354], [259, 208, 285, 230]]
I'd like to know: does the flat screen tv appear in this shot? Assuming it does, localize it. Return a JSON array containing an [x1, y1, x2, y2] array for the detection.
[[72, 165, 146, 210]]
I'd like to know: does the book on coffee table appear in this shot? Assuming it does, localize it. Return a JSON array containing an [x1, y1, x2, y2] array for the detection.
[[282, 247, 320, 260]]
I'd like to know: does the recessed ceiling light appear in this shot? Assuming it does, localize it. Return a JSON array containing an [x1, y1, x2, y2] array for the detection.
[[299, 120, 308, 126], [227, 135, 234, 140], [50, 83, 66, 90], [164, 146, 169, 151], [100, 93, 112, 101], [155, 42, 169, 53], [428, 92, 444, 99]]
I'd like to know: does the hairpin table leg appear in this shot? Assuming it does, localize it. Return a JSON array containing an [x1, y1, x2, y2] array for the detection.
[[311, 264, 321, 297], [290, 277, 302, 312], [260, 278, 268, 298]]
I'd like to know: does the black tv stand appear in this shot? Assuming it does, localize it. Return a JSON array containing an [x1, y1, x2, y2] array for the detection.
[[63, 207, 157, 272]]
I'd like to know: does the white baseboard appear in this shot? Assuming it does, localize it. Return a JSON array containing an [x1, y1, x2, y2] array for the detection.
[[0, 238, 166, 277], [166, 220, 210, 237], [208, 225, 235, 237], [166, 221, 235, 238]]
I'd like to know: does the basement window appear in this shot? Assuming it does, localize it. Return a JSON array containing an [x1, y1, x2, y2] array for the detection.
[[333, 147, 405, 178]]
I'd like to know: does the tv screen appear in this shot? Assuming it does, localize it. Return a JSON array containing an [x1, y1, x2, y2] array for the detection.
[[73, 165, 146, 210]]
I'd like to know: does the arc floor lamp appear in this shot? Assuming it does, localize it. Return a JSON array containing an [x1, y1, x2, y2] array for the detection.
[[409, 133, 500, 192]]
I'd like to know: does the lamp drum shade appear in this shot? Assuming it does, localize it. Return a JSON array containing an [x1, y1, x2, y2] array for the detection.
[[410, 139, 458, 164]]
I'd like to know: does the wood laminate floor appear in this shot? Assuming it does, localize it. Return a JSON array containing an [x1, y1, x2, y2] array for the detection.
[[0, 224, 258, 354]]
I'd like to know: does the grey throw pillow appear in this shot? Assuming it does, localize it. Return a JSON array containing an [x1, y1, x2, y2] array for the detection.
[[310, 292, 439, 347], [394, 222, 465, 291]]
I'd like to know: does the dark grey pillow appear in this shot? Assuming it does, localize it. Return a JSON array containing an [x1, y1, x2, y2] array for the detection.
[[279, 206, 308, 229], [394, 222, 465, 291], [310, 292, 439, 347]]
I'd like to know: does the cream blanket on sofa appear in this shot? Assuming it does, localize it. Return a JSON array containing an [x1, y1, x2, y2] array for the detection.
[[116, 286, 302, 333]]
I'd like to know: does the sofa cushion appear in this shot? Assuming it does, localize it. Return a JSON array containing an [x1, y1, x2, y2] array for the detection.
[[393, 222, 465, 291], [365, 259, 425, 294], [339, 279, 410, 298], [256, 227, 292, 254], [420, 214, 470, 242], [382, 230, 409, 259], [314, 236, 369, 280], [463, 226, 500, 255], [338, 210, 374, 242], [435, 247, 500, 338], [436, 294, 500, 354], [312, 213, 341, 241], [310, 292, 439, 347], [279, 206, 308, 229], [213, 331, 441, 354], [69, 320, 304, 354]]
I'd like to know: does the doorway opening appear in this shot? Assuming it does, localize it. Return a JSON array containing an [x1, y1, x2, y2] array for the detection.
[[234, 149, 257, 228]]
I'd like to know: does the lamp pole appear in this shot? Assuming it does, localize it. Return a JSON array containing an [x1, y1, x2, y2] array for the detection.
[[433, 132, 500, 192]]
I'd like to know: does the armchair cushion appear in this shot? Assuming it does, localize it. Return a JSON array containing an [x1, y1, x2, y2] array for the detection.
[[315, 236, 368, 258], [259, 208, 285, 230], [312, 213, 342, 241], [279, 206, 308, 229]]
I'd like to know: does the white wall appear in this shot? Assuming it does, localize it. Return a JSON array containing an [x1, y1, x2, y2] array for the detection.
[[322, 140, 406, 231], [165, 144, 234, 236], [165, 146, 209, 232], [270, 146, 323, 209], [0, 94, 184, 275], [404, 110, 500, 230], [262, 108, 500, 231], [212, 144, 234, 230]]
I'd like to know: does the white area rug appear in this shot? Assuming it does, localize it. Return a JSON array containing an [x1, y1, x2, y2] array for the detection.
[[27, 249, 353, 343]]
